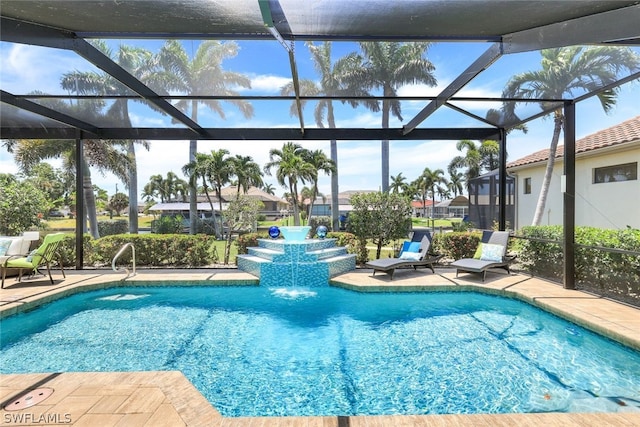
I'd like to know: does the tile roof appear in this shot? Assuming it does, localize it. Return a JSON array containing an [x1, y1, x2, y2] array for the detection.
[[507, 115, 640, 168]]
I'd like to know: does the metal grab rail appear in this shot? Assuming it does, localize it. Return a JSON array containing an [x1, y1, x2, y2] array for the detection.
[[112, 243, 136, 279]]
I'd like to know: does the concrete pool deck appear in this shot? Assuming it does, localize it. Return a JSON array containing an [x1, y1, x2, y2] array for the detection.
[[1, 267, 640, 426]]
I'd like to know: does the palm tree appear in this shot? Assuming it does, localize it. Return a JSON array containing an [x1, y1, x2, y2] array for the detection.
[[281, 42, 374, 231], [8, 97, 129, 239], [262, 183, 276, 195], [264, 142, 314, 226], [503, 46, 639, 225], [301, 149, 336, 225], [230, 155, 263, 197], [347, 42, 437, 192], [61, 41, 153, 233], [447, 170, 465, 197], [142, 172, 188, 203], [390, 172, 408, 194], [157, 40, 254, 234], [448, 140, 483, 194], [419, 167, 445, 221]]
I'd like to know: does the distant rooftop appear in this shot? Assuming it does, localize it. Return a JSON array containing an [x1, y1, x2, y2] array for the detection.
[[507, 115, 640, 168]]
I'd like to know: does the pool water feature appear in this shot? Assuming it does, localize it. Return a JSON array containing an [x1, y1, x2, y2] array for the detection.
[[2, 286, 640, 417], [237, 227, 355, 286]]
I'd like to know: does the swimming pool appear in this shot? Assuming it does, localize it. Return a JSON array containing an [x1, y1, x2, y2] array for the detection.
[[2, 285, 640, 417]]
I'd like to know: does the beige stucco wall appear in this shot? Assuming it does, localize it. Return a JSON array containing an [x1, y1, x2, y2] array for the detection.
[[509, 142, 640, 230]]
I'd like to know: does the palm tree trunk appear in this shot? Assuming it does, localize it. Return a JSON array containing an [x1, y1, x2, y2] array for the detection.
[[306, 184, 318, 226], [532, 112, 564, 225], [189, 101, 199, 235], [82, 160, 100, 239], [381, 98, 390, 193], [289, 180, 300, 226], [328, 105, 340, 232], [127, 140, 139, 233], [189, 139, 198, 234]]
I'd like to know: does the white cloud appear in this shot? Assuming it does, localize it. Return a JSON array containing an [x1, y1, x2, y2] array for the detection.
[[246, 74, 292, 94], [1, 44, 96, 94]]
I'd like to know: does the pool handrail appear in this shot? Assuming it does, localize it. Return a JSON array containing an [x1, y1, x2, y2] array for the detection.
[[112, 242, 136, 279]]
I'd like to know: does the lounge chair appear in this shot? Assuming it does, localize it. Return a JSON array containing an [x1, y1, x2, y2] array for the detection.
[[450, 230, 516, 282], [1, 233, 66, 288], [365, 231, 442, 280]]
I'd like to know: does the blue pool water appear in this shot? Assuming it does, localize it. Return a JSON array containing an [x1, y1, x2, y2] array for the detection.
[[2, 285, 640, 417]]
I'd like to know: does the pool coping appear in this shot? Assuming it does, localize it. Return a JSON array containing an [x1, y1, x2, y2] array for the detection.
[[2, 268, 640, 426]]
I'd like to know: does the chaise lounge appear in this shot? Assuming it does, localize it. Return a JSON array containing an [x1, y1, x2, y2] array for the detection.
[[1, 232, 66, 288], [365, 231, 442, 280], [450, 230, 516, 282]]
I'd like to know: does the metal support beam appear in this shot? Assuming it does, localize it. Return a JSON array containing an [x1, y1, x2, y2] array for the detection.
[[503, 5, 640, 53], [563, 102, 576, 290], [498, 128, 507, 231], [1, 90, 99, 135], [403, 43, 502, 135], [0, 126, 501, 141], [1, 17, 206, 137], [259, 0, 304, 134]]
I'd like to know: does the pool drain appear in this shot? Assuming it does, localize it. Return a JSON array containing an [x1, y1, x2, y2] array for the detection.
[[4, 387, 54, 411]]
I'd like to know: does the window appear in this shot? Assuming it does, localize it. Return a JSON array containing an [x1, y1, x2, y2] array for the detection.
[[524, 177, 532, 194], [593, 162, 638, 184]]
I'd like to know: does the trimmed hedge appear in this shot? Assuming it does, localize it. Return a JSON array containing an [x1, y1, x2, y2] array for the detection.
[[432, 231, 482, 261], [518, 225, 640, 305], [57, 233, 215, 267]]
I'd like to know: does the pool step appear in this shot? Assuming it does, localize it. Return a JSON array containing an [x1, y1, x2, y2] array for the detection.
[[238, 237, 356, 286]]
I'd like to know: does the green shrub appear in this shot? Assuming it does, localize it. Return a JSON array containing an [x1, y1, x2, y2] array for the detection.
[[151, 215, 183, 234], [518, 226, 640, 302], [433, 231, 482, 260], [98, 220, 128, 237], [57, 233, 93, 267], [309, 216, 331, 237], [256, 214, 267, 222], [235, 232, 268, 255], [91, 234, 214, 267]]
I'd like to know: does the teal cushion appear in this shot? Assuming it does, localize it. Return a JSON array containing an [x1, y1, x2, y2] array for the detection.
[[407, 242, 421, 253], [0, 239, 12, 256]]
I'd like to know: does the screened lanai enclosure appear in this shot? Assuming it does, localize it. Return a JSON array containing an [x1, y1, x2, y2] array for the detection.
[[1, 1, 640, 293]]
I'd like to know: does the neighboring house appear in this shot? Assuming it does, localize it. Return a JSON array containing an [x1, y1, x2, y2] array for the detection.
[[434, 195, 469, 219], [220, 186, 289, 220], [308, 190, 376, 218], [411, 199, 435, 218], [507, 115, 640, 230], [149, 186, 289, 221]]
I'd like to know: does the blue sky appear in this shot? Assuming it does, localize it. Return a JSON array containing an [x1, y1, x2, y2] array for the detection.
[[1, 39, 639, 199]]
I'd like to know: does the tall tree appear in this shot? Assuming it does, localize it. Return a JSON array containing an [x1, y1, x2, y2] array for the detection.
[[347, 42, 437, 192], [301, 149, 336, 226], [61, 41, 152, 233], [142, 172, 188, 203], [264, 142, 314, 226], [389, 172, 408, 194], [447, 170, 465, 197], [230, 155, 263, 197], [417, 167, 445, 222], [262, 183, 276, 195], [281, 42, 374, 231], [503, 46, 639, 225], [7, 98, 129, 239], [157, 40, 254, 234], [448, 139, 483, 195]]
